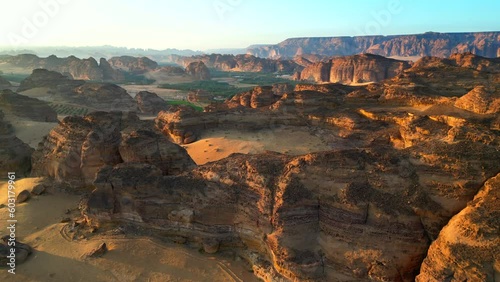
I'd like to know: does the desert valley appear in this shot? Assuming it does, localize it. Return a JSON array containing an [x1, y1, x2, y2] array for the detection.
[[0, 15, 499, 282]]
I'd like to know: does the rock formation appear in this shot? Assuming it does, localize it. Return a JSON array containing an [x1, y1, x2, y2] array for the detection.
[[185, 61, 211, 80], [0, 110, 33, 177], [416, 173, 500, 282], [0, 89, 58, 122], [27, 52, 500, 281], [99, 58, 125, 81], [71, 83, 138, 112], [168, 54, 302, 73], [225, 86, 281, 109], [17, 69, 137, 112], [299, 54, 411, 84], [454, 86, 500, 114], [31, 111, 194, 185], [107, 56, 158, 74], [119, 129, 195, 175], [17, 69, 84, 92], [0, 54, 104, 80], [135, 91, 171, 115], [247, 32, 500, 59]]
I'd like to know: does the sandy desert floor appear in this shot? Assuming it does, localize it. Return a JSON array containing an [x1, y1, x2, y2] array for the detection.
[[0, 178, 259, 282], [9, 118, 59, 148], [184, 127, 331, 165]]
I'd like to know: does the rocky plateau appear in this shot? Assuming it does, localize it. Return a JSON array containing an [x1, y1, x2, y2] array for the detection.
[[20, 52, 500, 281]]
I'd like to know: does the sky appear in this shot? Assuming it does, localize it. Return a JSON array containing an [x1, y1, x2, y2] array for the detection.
[[1, 0, 499, 51]]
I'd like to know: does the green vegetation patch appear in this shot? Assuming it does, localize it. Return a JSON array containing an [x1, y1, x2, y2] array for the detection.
[[49, 103, 90, 116], [166, 100, 203, 112], [159, 80, 251, 99]]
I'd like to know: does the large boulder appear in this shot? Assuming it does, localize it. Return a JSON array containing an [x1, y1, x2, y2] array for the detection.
[[135, 91, 171, 115], [185, 61, 211, 80]]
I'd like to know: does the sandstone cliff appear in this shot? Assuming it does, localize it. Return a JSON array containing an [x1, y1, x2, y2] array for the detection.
[[107, 56, 158, 74], [31, 111, 195, 185], [168, 54, 302, 73], [416, 173, 500, 282], [18, 69, 137, 112], [135, 91, 171, 115], [185, 61, 211, 80], [30, 52, 500, 281], [299, 54, 410, 84], [0, 54, 104, 80], [248, 32, 500, 59]]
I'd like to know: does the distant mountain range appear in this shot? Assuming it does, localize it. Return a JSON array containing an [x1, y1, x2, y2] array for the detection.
[[247, 32, 500, 59], [0, 32, 498, 62]]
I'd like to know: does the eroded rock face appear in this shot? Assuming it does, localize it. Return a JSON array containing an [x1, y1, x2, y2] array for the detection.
[[135, 91, 171, 115], [72, 83, 138, 112], [455, 86, 500, 114], [107, 56, 158, 74], [51, 52, 500, 281], [99, 58, 125, 82], [0, 54, 105, 80], [227, 86, 280, 109], [0, 110, 33, 177], [416, 173, 500, 282], [248, 32, 500, 59], [185, 61, 211, 80], [0, 89, 58, 122], [155, 105, 306, 144], [300, 54, 411, 84], [119, 130, 195, 175], [169, 54, 301, 73], [31, 111, 194, 185]]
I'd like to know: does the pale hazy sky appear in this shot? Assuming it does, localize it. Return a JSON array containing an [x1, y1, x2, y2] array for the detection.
[[1, 0, 499, 50]]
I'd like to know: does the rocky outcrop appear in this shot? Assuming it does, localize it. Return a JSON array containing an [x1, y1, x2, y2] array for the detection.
[[248, 32, 500, 59], [99, 58, 125, 81], [70, 83, 138, 112], [31, 112, 194, 185], [300, 54, 411, 84], [0, 110, 33, 177], [155, 106, 306, 144], [416, 173, 500, 282], [0, 76, 11, 90], [226, 86, 280, 109], [31, 51, 500, 281], [0, 236, 33, 265], [119, 129, 195, 175], [185, 61, 211, 80], [0, 89, 58, 122], [168, 54, 302, 73], [17, 69, 84, 92], [17, 69, 137, 112], [455, 86, 500, 114], [0, 54, 104, 80], [107, 56, 158, 74], [135, 91, 171, 115]]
